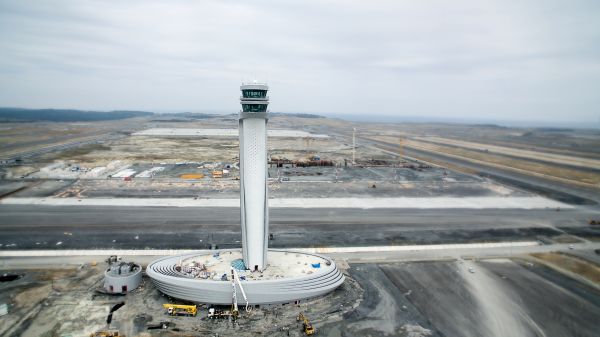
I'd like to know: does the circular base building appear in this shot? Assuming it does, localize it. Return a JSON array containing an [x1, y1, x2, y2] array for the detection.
[[147, 249, 344, 305], [104, 261, 142, 294]]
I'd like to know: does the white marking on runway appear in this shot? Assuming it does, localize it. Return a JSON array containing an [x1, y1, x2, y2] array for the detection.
[[0, 196, 571, 209], [0, 241, 539, 257]]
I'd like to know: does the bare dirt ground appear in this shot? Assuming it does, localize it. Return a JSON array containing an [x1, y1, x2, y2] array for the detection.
[[11, 252, 599, 337], [2, 115, 384, 181], [0, 261, 363, 337], [5, 114, 598, 193], [0, 118, 146, 157]]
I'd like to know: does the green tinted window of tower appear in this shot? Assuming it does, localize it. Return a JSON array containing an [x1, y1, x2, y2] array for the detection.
[[242, 104, 267, 112], [242, 90, 267, 98]]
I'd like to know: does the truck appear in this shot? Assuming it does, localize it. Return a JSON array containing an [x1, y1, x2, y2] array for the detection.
[[162, 304, 197, 317]]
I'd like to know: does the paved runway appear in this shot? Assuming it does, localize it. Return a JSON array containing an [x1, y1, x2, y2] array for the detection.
[[0, 204, 597, 250]]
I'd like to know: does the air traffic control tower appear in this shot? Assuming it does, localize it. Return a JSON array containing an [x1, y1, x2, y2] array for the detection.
[[238, 82, 270, 272], [146, 83, 344, 305]]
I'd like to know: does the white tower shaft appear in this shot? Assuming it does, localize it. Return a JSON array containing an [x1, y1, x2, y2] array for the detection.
[[239, 83, 269, 271]]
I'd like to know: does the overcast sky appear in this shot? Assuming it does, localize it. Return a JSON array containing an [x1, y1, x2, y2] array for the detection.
[[0, 1, 599, 124]]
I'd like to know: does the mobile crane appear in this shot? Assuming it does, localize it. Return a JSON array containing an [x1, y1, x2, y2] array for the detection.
[[162, 304, 197, 317], [208, 267, 251, 319], [231, 267, 251, 313]]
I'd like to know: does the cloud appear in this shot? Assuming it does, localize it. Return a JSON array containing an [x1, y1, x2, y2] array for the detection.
[[0, 0, 599, 124]]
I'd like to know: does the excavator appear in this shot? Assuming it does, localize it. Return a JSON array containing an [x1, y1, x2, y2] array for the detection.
[[297, 312, 315, 335]]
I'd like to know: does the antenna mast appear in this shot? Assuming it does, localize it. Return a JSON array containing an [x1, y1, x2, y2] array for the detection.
[[352, 128, 356, 165]]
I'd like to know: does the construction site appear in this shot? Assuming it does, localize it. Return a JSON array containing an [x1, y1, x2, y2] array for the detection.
[[0, 255, 361, 336], [2, 247, 600, 337], [3, 1, 600, 335], [1, 109, 600, 337]]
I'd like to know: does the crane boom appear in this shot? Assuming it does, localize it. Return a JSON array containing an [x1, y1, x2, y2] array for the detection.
[[231, 267, 251, 312], [230, 269, 238, 314]]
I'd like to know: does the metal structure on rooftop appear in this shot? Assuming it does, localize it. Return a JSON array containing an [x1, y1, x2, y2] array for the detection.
[[103, 260, 142, 294]]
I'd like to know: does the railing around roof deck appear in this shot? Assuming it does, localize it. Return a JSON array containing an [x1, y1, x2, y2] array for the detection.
[[240, 96, 269, 100]]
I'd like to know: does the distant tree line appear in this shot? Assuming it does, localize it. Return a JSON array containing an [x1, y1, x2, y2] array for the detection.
[[154, 112, 218, 120], [0, 108, 154, 122], [269, 112, 323, 118]]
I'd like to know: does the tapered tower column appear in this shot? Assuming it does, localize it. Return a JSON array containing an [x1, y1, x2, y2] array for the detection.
[[239, 83, 269, 272]]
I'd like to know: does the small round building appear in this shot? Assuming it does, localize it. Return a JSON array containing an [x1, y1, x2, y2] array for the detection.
[[103, 261, 142, 294]]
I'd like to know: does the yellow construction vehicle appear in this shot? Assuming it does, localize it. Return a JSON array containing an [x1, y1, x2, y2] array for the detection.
[[297, 313, 315, 335], [162, 304, 197, 317], [90, 330, 122, 337]]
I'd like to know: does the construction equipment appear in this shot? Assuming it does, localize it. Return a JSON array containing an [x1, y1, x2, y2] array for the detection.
[[231, 267, 251, 313], [297, 312, 316, 335], [207, 268, 251, 320], [230, 269, 239, 318], [212, 170, 223, 178], [180, 173, 204, 179], [162, 304, 197, 317], [208, 307, 236, 319]]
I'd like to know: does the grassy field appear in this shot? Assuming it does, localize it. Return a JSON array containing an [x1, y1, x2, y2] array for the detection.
[[531, 252, 600, 285]]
